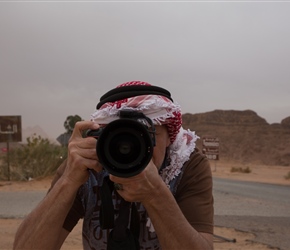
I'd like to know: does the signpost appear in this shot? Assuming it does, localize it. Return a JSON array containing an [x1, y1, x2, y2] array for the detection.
[[202, 136, 219, 171], [56, 133, 71, 147], [0, 116, 22, 181]]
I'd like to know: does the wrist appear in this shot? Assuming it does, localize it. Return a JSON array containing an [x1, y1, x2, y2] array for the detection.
[[61, 167, 89, 190], [54, 175, 83, 196], [143, 179, 170, 207]]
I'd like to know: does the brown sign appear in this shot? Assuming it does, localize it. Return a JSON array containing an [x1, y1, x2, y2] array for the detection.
[[202, 137, 219, 160], [0, 116, 22, 142]]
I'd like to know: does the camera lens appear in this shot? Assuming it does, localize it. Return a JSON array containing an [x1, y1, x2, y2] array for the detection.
[[107, 132, 142, 168], [96, 118, 154, 177], [118, 140, 132, 155]]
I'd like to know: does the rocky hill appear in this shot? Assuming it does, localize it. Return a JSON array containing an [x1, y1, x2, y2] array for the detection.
[[182, 110, 290, 166], [0, 126, 56, 153], [22, 126, 51, 142]]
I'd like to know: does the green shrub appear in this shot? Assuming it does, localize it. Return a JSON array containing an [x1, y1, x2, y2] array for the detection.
[[0, 134, 67, 181], [230, 166, 251, 173], [285, 171, 290, 180]]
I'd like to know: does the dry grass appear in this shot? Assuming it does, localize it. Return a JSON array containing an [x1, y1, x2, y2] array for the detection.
[[284, 171, 290, 180], [230, 166, 252, 173]]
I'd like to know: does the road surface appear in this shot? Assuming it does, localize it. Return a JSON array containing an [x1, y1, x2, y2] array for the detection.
[[213, 178, 290, 250]]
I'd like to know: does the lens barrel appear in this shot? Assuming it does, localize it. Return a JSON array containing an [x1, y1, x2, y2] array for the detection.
[[96, 118, 154, 177]]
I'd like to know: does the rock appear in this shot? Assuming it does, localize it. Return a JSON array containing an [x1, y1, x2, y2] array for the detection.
[[182, 110, 290, 166]]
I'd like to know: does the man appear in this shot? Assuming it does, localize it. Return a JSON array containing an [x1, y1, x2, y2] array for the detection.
[[14, 81, 213, 249]]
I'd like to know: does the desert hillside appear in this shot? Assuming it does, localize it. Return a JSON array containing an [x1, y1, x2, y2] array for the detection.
[[182, 110, 290, 166]]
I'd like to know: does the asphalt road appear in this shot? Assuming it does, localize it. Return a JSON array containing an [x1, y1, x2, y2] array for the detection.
[[213, 178, 290, 217], [213, 178, 290, 250], [0, 190, 46, 218], [0, 178, 289, 249]]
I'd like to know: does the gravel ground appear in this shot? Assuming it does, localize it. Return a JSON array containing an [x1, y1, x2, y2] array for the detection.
[[215, 215, 290, 250]]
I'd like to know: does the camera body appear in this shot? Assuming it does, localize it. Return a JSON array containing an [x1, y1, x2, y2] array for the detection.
[[87, 110, 156, 177]]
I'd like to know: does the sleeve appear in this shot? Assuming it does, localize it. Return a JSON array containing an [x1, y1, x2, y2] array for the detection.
[[175, 150, 214, 234], [62, 186, 85, 232]]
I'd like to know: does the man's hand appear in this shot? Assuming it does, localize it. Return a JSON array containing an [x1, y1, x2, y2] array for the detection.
[[63, 121, 103, 187], [109, 160, 163, 204]]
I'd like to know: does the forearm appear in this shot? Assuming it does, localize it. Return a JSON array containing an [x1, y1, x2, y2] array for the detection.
[[143, 182, 213, 250], [13, 177, 80, 250]]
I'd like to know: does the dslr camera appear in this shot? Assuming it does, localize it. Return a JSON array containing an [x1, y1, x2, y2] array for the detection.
[[87, 110, 156, 177]]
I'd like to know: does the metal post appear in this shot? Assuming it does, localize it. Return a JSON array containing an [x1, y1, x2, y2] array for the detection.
[[0, 118, 21, 181], [6, 125, 13, 181], [7, 138, 10, 181], [1, 124, 13, 181]]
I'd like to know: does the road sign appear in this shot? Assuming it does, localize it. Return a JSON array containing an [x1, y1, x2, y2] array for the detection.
[[0, 116, 22, 142], [57, 132, 71, 146], [202, 137, 219, 160]]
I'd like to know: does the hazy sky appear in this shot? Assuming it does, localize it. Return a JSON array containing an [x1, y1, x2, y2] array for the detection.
[[1, 1, 290, 140]]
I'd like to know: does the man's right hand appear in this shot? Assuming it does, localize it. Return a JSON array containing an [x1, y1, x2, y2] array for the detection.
[[63, 121, 103, 187]]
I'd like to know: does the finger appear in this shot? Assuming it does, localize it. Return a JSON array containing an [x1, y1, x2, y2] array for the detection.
[[95, 159, 103, 172], [69, 136, 97, 150], [70, 121, 100, 140], [109, 174, 120, 184], [69, 147, 98, 160], [109, 174, 130, 185], [82, 158, 103, 173]]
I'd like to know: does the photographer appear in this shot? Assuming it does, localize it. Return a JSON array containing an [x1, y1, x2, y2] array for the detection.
[[13, 81, 213, 250]]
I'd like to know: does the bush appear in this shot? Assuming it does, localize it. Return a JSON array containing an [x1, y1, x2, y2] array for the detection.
[[0, 134, 67, 181], [230, 166, 252, 173], [285, 171, 290, 180]]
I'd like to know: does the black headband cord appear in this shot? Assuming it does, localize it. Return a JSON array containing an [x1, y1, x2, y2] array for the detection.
[[96, 85, 173, 109]]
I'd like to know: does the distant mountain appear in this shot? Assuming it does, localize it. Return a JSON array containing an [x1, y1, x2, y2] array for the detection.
[[0, 126, 57, 153], [182, 110, 290, 166], [22, 126, 57, 143]]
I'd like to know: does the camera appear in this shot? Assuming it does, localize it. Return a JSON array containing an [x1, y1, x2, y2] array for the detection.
[[87, 110, 156, 177]]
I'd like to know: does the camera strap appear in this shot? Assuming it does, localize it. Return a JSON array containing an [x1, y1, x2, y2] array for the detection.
[[97, 85, 173, 109], [107, 199, 140, 250], [99, 177, 140, 249], [99, 176, 115, 229]]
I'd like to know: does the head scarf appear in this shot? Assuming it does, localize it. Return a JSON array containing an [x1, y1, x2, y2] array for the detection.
[[93, 81, 181, 143]]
